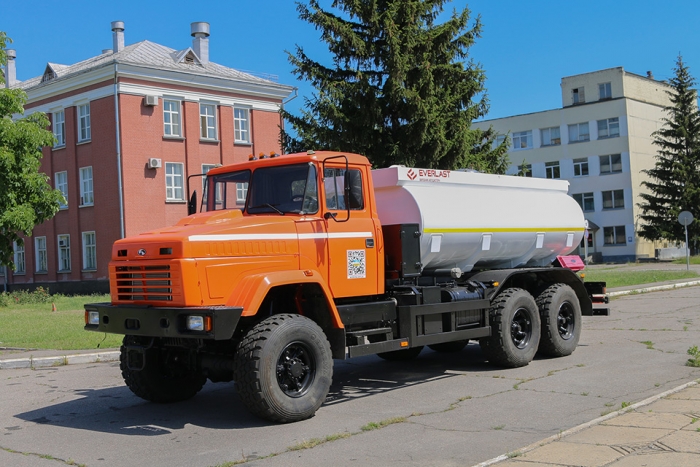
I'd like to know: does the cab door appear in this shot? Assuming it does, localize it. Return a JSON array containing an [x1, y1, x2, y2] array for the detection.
[[322, 163, 379, 298]]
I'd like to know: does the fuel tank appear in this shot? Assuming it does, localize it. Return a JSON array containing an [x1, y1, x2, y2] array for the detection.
[[371, 166, 585, 273]]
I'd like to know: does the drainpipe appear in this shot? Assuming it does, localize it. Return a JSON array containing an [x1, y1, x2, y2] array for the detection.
[[114, 63, 125, 238]]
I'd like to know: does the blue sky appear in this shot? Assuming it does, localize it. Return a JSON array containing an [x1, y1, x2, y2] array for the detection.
[[3, 0, 698, 121]]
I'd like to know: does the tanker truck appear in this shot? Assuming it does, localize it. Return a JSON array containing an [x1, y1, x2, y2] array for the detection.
[[84, 151, 608, 423]]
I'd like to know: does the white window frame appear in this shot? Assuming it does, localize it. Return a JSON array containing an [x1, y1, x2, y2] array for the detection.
[[517, 164, 532, 177], [512, 130, 532, 150], [599, 154, 623, 174], [78, 103, 91, 142], [572, 87, 585, 104], [597, 117, 620, 139], [200, 103, 217, 140], [163, 99, 181, 137], [492, 134, 506, 149], [602, 189, 625, 210], [234, 107, 251, 143], [540, 126, 561, 146], [35, 236, 48, 272], [236, 182, 248, 203], [13, 241, 25, 274], [55, 171, 68, 209], [599, 82, 612, 100], [79, 166, 94, 206], [545, 161, 560, 179], [604, 225, 627, 245], [82, 231, 96, 271], [568, 122, 590, 143], [166, 162, 185, 201], [573, 158, 589, 177], [573, 192, 595, 212], [53, 110, 65, 147], [57, 234, 71, 272]]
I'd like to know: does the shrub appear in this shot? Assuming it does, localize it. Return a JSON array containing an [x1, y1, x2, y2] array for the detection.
[[0, 286, 56, 307]]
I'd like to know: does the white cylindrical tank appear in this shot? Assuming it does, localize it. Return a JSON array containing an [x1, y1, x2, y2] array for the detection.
[[372, 166, 585, 273]]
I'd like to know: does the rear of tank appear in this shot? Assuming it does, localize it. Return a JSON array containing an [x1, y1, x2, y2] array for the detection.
[[371, 167, 585, 273]]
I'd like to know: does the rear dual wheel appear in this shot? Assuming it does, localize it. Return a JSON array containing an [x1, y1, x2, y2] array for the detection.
[[536, 284, 581, 357]]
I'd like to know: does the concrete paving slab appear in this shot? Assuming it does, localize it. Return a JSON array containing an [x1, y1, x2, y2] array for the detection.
[[608, 452, 699, 466], [667, 386, 700, 400], [645, 398, 700, 415], [659, 429, 700, 453], [564, 425, 674, 446], [602, 411, 694, 430], [518, 441, 622, 466]]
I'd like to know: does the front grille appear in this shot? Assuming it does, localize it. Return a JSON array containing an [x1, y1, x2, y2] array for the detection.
[[116, 264, 173, 301]]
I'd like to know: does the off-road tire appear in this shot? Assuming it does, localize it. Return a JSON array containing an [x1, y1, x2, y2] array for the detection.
[[120, 336, 206, 403], [233, 314, 333, 423], [536, 284, 582, 357], [377, 346, 424, 361], [428, 340, 469, 353], [479, 288, 541, 368]]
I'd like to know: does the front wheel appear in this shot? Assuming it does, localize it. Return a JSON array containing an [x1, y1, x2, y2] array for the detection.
[[536, 284, 582, 357], [234, 314, 333, 423], [479, 288, 541, 368]]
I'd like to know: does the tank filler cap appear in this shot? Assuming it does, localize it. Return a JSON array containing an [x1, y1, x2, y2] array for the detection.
[[450, 268, 462, 279]]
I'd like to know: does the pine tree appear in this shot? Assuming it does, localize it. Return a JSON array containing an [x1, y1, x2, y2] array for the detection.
[[282, 0, 508, 172], [638, 55, 700, 253], [0, 32, 63, 270]]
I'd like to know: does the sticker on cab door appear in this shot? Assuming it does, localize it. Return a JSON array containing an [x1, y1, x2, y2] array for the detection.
[[347, 250, 366, 279]]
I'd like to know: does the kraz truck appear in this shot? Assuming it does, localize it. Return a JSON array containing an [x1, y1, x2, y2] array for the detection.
[[85, 151, 608, 423]]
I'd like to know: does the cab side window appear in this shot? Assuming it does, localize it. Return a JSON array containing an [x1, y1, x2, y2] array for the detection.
[[324, 168, 364, 210]]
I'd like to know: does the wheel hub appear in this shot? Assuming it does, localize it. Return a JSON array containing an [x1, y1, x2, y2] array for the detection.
[[276, 342, 315, 397], [511, 308, 532, 349], [557, 303, 574, 339]]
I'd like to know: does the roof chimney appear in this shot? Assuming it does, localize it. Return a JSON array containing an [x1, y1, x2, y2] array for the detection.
[[111, 21, 125, 53], [191, 22, 210, 65], [4, 49, 16, 88], [647, 70, 654, 80]]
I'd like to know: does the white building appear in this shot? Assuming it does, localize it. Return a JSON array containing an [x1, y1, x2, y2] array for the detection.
[[474, 67, 672, 262]]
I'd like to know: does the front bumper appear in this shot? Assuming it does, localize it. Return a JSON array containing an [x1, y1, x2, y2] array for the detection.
[[84, 303, 243, 340]]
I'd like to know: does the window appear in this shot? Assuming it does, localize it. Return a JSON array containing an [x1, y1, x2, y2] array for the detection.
[[599, 154, 623, 174], [79, 166, 94, 206], [493, 134, 506, 149], [236, 183, 248, 203], [599, 82, 612, 100], [602, 189, 624, 209], [57, 234, 71, 272], [55, 171, 68, 209], [597, 117, 620, 138], [166, 162, 185, 201], [517, 164, 532, 177], [234, 107, 250, 143], [573, 158, 589, 177], [163, 99, 181, 136], [78, 103, 91, 142], [604, 226, 626, 245], [35, 236, 48, 272], [324, 168, 364, 210], [540, 126, 561, 146], [545, 161, 560, 179], [573, 193, 595, 212], [201, 164, 223, 204], [13, 242, 25, 274], [568, 122, 590, 142], [53, 110, 65, 147], [82, 231, 96, 270], [512, 130, 532, 150], [200, 103, 217, 139], [572, 87, 585, 104]]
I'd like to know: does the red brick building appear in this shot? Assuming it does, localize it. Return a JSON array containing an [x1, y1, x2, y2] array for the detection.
[[3, 21, 294, 293]]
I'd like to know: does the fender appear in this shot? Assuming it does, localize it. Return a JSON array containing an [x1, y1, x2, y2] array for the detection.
[[226, 269, 344, 328]]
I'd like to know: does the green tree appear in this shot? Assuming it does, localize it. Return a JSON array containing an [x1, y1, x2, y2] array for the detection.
[[0, 33, 63, 270], [638, 55, 700, 253], [282, 0, 508, 172]]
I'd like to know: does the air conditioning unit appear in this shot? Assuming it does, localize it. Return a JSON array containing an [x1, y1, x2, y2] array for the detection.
[[148, 158, 162, 169], [144, 95, 159, 106], [58, 239, 68, 247]]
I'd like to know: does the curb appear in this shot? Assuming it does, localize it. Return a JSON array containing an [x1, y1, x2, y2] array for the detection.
[[608, 279, 700, 297], [0, 351, 120, 370], [470, 379, 700, 467]]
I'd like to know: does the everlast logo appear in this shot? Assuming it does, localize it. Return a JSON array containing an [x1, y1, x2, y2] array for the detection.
[[418, 169, 450, 178], [407, 169, 417, 180]]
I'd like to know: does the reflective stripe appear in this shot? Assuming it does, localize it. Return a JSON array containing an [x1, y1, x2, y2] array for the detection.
[[188, 232, 373, 242], [423, 227, 584, 233]]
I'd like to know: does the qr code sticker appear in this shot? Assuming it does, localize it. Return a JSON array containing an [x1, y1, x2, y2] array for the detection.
[[347, 249, 366, 279]]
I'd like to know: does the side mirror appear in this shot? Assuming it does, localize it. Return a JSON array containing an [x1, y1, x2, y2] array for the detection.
[[188, 190, 197, 215]]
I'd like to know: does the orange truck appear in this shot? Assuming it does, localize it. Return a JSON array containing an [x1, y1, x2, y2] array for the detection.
[[85, 151, 608, 422]]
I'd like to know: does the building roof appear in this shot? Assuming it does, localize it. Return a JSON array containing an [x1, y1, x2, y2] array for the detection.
[[14, 40, 281, 91]]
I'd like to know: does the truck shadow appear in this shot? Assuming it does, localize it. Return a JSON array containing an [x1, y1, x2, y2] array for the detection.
[[14, 344, 500, 433]]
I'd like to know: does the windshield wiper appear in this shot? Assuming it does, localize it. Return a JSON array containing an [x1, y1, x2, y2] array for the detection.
[[250, 203, 284, 215]]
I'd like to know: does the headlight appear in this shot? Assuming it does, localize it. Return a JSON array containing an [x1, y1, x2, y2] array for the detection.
[[86, 311, 100, 325], [186, 315, 212, 332]]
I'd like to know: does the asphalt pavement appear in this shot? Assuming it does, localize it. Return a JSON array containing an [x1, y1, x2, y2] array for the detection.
[[1, 262, 699, 466]]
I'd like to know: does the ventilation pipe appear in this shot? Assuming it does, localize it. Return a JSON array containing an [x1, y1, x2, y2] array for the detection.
[[111, 21, 125, 53], [4, 49, 16, 88], [191, 22, 210, 64]]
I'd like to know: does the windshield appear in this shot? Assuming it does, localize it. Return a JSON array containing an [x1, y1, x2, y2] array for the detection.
[[204, 163, 318, 215]]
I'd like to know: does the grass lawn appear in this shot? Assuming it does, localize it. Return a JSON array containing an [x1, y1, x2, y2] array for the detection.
[[583, 268, 699, 289], [0, 294, 123, 351]]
